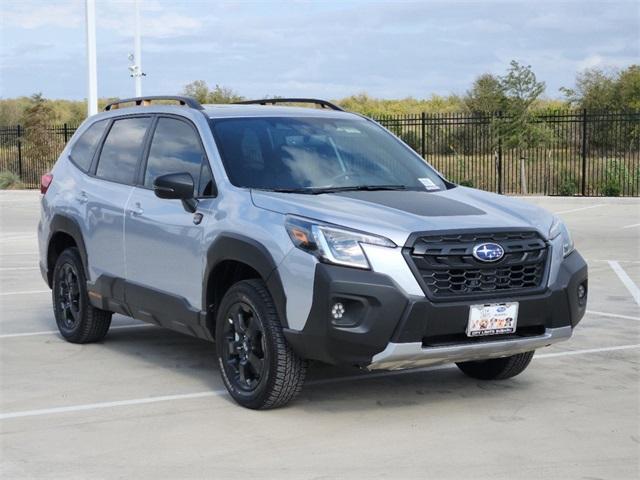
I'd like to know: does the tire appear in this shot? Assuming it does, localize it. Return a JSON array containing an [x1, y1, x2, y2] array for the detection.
[[456, 351, 535, 380], [215, 279, 307, 409], [52, 247, 112, 343]]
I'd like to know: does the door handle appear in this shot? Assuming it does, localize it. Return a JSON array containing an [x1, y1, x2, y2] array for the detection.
[[129, 202, 144, 216], [76, 191, 88, 204]]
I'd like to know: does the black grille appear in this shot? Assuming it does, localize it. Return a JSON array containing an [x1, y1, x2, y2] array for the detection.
[[407, 231, 549, 300]]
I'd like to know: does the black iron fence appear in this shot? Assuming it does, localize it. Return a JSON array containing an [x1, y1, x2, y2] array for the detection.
[[0, 123, 75, 188], [1, 110, 639, 195]]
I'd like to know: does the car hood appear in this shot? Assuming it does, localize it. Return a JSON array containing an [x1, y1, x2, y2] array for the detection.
[[251, 186, 555, 246]]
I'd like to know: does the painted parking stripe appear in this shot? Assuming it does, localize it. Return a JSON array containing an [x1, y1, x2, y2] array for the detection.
[[621, 223, 640, 229], [0, 267, 39, 271], [0, 323, 152, 339], [0, 290, 50, 296], [555, 204, 605, 215], [608, 260, 640, 306], [0, 391, 222, 420], [586, 310, 640, 321], [1, 343, 638, 421]]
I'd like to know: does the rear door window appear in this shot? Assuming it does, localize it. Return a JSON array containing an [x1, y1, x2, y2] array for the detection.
[[144, 117, 213, 196], [69, 120, 108, 172], [96, 117, 151, 184]]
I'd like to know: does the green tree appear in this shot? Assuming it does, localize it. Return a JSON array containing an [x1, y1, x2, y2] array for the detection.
[[561, 65, 640, 110], [182, 80, 244, 104], [22, 93, 56, 163], [561, 68, 616, 110], [183, 80, 210, 104], [616, 65, 640, 110], [464, 73, 507, 114], [493, 61, 554, 193]]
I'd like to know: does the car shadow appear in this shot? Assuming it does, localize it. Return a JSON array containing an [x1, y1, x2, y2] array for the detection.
[[103, 324, 536, 412]]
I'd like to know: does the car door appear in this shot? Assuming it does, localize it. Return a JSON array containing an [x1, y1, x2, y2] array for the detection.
[[84, 116, 152, 285], [123, 116, 215, 332]]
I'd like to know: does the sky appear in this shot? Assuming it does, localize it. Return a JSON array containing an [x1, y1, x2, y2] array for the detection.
[[1, 0, 638, 101]]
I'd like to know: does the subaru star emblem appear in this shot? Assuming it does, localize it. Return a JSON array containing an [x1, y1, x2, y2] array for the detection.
[[472, 242, 505, 262]]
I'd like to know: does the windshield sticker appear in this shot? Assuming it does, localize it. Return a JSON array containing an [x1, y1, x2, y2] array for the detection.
[[418, 177, 440, 191]]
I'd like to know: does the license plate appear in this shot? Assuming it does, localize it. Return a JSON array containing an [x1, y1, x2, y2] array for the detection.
[[467, 302, 518, 337]]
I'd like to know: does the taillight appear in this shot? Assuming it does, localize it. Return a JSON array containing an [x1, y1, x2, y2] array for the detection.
[[40, 173, 53, 194]]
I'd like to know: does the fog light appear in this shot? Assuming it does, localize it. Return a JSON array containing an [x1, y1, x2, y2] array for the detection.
[[577, 283, 587, 300], [331, 302, 345, 320]]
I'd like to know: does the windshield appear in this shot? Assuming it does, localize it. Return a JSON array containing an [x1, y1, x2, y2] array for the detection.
[[210, 116, 447, 193]]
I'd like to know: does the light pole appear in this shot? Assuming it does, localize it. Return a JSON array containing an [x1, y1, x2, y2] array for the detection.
[[129, 0, 144, 97], [85, 0, 98, 116]]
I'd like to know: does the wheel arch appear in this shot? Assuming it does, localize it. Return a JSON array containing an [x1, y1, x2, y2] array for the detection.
[[46, 215, 89, 287], [203, 234, 288, 335]]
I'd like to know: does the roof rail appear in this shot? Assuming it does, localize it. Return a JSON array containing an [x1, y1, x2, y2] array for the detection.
[[104, 96, 203, 111], [234, 98, 344, 112]]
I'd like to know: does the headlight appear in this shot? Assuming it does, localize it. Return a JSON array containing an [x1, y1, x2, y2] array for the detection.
[[285, 216, 396, 269], [549, 216, 574, 257]]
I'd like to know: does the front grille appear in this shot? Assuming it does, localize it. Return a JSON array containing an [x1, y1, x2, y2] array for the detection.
[[407, 231, 549, 300]]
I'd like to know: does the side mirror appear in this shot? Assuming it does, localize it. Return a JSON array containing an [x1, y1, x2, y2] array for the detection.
[[153, 172, 198, 212]]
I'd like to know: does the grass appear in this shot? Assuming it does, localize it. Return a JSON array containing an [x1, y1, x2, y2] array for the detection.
[[0, 171, 25, 189]]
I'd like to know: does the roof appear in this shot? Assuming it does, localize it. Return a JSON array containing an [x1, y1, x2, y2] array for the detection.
[[202, 103, 357, 119]]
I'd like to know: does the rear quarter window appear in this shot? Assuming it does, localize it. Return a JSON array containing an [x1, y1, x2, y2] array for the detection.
[[69, 120, 108, 172], [95, 117, 151, 185]]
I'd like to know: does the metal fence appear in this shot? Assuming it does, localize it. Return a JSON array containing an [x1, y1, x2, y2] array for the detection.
[[1, 110, 639, 195], [376, 110, 640, 196], [0, 124, 76, 188]]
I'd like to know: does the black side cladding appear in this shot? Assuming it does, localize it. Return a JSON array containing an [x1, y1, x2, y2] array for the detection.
[[203, 233, 288, 328], [46, 215, 90, 287]]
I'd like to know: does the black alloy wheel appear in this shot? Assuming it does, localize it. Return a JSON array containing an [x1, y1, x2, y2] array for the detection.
[[56, 262, 82, 331], [221, 301, 267, 391]]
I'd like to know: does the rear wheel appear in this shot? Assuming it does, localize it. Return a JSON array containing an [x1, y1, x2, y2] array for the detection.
[[52, 247, 112, 343], [215, 279, 307, 409], [456, 351, 535, 380]]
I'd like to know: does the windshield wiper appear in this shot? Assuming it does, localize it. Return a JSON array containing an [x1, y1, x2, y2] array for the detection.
[[266, 187, 321, 194], [256, 185, 408, 195], [312, 185, 408, 194]]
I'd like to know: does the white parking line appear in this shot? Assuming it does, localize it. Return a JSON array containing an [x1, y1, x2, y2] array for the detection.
[[555, 204, 606, 215], [1, 343, 638, 421], [0, 290, 49, 296], [0, 236, 37, 242], [587, 259, 640, 264], [608, 260, 640, 306], [0, 267, 39, 271], [586, 310, 640, 321], [0, 323, 152, 339], [621, 223, 640, 229], [535, 344, 640, 358], [0, 391, 221, 420]]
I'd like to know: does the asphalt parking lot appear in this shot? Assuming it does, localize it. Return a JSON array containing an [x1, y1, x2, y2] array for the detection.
[[1, 191, 639, 479]]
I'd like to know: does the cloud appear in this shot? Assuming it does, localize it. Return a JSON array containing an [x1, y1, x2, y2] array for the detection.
[[1, 1, 83, 29], [1, 0, 638, 100]]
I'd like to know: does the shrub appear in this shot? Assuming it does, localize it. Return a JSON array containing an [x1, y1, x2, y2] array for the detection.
[[600, 159, 630, 196], [0, 171, 24, 189], [558, 169, 579, 196], [459, 179, 475, 187]]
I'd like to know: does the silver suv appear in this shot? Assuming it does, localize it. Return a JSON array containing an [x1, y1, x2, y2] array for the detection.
[[38, 96, 588, 409]]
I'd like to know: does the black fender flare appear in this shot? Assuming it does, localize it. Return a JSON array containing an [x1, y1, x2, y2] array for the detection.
[[202, 233, 288, 328], [46, 215, 89, 286]]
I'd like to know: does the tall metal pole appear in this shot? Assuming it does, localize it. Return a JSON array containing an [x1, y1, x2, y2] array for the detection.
[[134, 0, 142, 97], [85, 0, 98, 116]]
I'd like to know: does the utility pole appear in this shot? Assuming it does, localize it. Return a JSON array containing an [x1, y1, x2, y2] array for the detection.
[[85, 0, 98, 116], [127, 0, 145, 96]]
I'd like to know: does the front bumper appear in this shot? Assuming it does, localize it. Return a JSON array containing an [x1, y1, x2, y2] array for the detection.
[[284, 250, 588, 369], [369, 326, 572, 370]]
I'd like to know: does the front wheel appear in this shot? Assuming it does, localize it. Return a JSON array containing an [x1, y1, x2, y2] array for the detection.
[[215, 279, 307, 409], [456, 351, 535, 380]]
